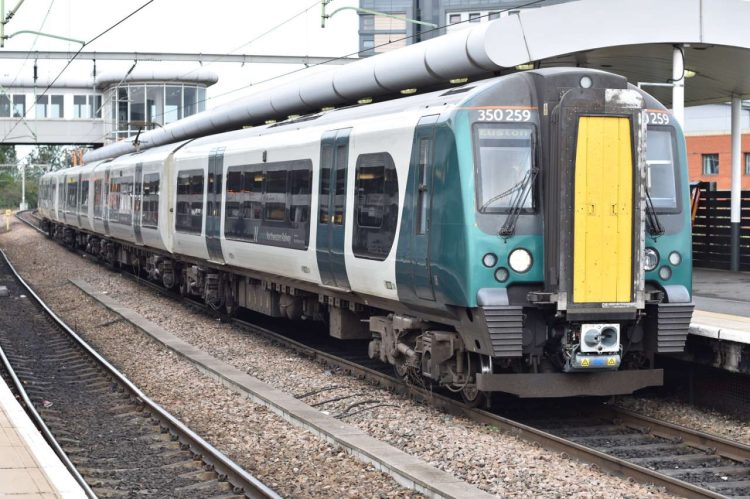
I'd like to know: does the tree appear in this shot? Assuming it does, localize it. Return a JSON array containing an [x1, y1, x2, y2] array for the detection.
[[0, 144, 82, 209], [0, 145, 18, 209], [24, 145, 72, 175]]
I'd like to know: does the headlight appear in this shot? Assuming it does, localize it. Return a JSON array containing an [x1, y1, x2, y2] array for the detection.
[[659, 266, 672, 280], [644, 248, 659, 272], [482, 253, 498, 268], [495, 267, 509, 283], [508, 248, 532, 273], [669, 251, 682, 266]]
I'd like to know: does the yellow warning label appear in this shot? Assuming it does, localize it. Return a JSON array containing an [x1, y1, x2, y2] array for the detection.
[[581, 358, 590, 367], [607, 357, 616, 366]]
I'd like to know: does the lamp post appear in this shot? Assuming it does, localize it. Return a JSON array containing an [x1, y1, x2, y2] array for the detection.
[[321, 2, 437, 29], [19, 162, 26, 210]]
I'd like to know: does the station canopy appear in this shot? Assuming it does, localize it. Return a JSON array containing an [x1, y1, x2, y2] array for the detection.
[[85, 0, 750, 162], [490, 0, 750, 107]]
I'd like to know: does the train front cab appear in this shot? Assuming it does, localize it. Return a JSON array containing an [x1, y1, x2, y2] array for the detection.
[[453, 69, 694, 398]]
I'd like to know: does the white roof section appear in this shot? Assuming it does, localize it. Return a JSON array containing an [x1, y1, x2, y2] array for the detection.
[[0, 77, 95, 89], [85, 0, 750, 163], [0, 67, 219, 91], [95, 67, 218, 88]]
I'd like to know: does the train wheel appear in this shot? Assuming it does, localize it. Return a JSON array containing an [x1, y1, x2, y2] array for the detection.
[[178, 269, 189, 297], [460, 384, 486, 408], [223, 276, 238, 318], [393, 361, 409, 379]]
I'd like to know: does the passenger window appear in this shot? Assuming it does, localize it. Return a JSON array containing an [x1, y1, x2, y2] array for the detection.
[[264, 168, 287, 222], [80, 180, 89, 214], [176, 169, 204, 233], [94, 179, 103, 219], [353, 152, 399, 261], [108, 175, 134, 225], [224, 160, 312, 249], [142, 173, 159, 228], [66, 177, 77, 213], [290, 167, 312, 223]]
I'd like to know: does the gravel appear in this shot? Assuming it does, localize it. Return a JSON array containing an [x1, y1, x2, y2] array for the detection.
[[616, 395, 750, 445], [0, 219, 694, 497]]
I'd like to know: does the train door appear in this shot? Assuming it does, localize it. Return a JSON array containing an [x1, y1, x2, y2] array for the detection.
[[134, 163, 144, 245], [547, 89, 643, 313], [316, 128, 351, 289], [572, 116, 633, 303], [411, 116, 439, 300], [103, 169, 111, 236], [54, 178, 61, 221], [205, 147, 225, 263], [76, 172, 83, 227]]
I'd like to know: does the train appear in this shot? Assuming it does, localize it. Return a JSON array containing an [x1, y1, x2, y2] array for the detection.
[[38, 68, 694, 403]]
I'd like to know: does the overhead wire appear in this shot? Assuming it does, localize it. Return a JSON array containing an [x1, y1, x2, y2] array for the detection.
[[143, 0, 550, 125], [199, 0, 550, 106], [1, 0, 156, 143], [176, 0, 321, 80], [7, 0, 56, 87], [1, 0, 56, 148], [6, 0, 549, 145]]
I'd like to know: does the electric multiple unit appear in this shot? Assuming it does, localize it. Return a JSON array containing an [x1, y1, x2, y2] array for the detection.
[[38, 68, 694, 403]]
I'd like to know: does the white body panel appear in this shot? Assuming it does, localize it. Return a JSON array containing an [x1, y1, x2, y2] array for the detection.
[[41, 80, 468, 304], [344, 114, 418, 301], [207, 128, 323, 283]]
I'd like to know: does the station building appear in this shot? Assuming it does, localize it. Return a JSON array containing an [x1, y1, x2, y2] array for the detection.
[[0, 67, 217, 146], [358, 0, 750, 191], [357, 0, 571, 55], [683, 104, 750, 189]]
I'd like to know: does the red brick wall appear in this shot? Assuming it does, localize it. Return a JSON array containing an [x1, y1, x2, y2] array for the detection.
[[685, 134, 750, 189]]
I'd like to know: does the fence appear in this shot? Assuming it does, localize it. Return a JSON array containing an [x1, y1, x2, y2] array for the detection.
[[691, 183, 750, 271]]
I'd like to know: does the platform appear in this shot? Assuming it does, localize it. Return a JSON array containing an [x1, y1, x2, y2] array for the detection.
[[0, 375, 86, 498], [693, 268, 750, 319], [691, 268, 750, 344], [682, 268, 750, 373]]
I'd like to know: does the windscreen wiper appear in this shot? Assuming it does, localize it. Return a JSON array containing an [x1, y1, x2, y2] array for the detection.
[[480, 179, 525, 212], [644, 188, 665, 237], [499, 167, 538, 238]]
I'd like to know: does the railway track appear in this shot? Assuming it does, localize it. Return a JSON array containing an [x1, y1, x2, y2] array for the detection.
[[14, 210, 750, 498], [234, 318, 750, 498], [0, 232, 278, 498]]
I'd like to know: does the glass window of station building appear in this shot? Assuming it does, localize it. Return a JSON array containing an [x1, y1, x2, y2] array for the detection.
[[358, 0, 574, 50], [109, 84, 206, 140], [96, 68, 218, 142]]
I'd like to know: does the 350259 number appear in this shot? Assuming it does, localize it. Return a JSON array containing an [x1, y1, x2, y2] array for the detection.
[[477, 109, 532, 122], [645, 111, 670, 125]]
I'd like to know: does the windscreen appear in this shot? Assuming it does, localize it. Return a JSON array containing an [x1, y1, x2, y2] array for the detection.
[[646, 128, 678, 210], [474, 124, 533, 212]]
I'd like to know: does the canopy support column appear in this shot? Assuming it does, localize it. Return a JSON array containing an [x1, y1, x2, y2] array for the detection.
[[672, 46, 685, 127], [730, 96, 742, 272]]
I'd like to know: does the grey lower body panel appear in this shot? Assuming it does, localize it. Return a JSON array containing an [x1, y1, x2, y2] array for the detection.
[[475, 369, 663, 398]]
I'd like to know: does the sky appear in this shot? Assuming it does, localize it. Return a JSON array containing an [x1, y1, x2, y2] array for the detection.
[[1, 0, 360, 111]]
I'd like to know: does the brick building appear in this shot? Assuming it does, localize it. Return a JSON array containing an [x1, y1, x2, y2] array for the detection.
[[685, 134, 750, 189], [684, 103, 750, 189]]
